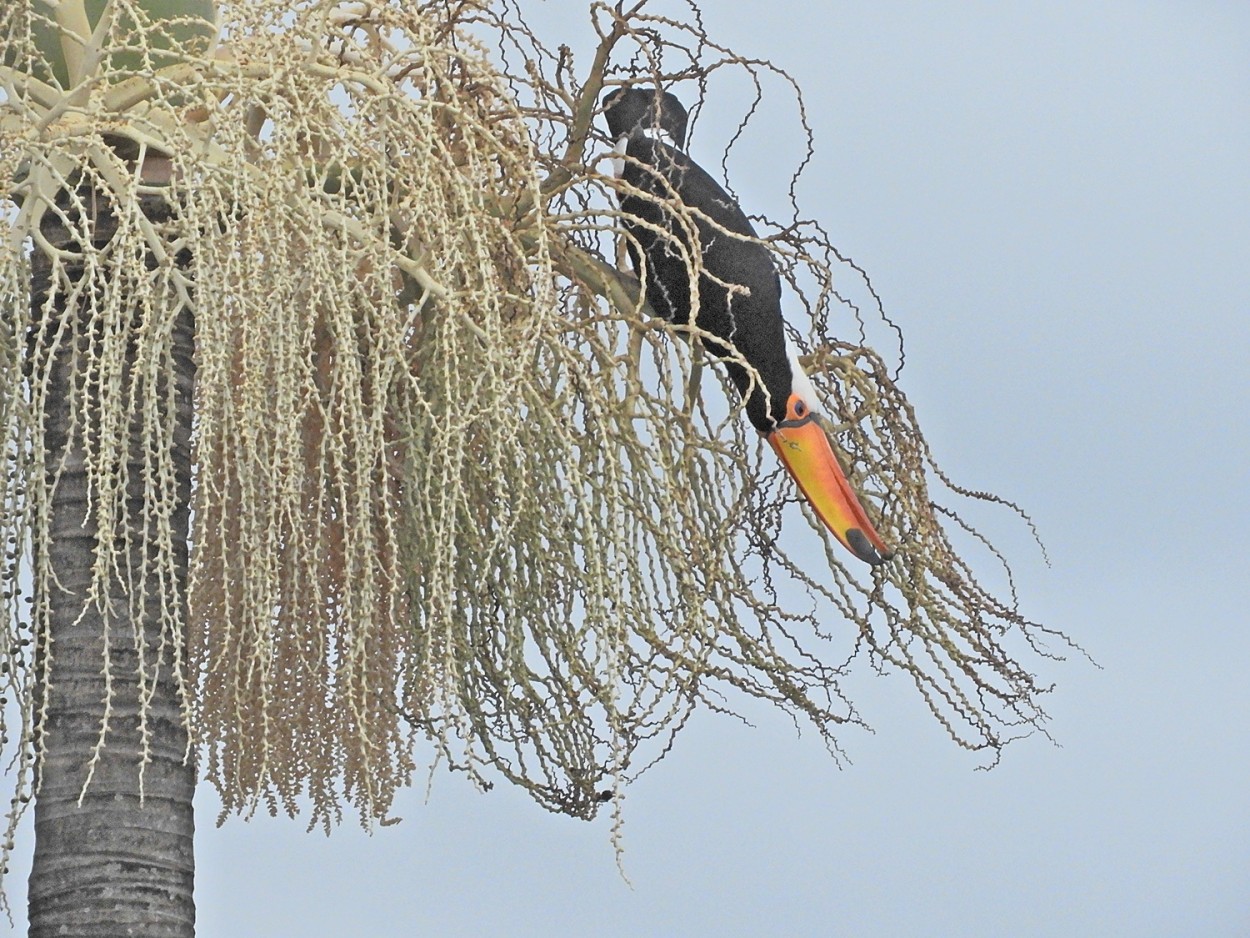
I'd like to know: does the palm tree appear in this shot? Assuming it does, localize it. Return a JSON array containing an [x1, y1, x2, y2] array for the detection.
[[1, 1, 1077, 929]]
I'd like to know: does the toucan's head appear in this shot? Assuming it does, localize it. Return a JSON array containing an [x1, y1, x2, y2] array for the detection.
[[755, 350, 893, 566], [602, 87, 689, 149]]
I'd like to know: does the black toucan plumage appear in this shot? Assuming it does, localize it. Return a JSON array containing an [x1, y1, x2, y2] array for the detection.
[[603, 87, 892, 565]]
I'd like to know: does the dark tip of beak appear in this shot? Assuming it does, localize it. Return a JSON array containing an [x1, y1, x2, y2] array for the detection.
[[847, 528, 893, 566]]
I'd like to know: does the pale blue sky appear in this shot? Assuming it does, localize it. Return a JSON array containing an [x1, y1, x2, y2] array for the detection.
[[9, 2, 1250, 934]]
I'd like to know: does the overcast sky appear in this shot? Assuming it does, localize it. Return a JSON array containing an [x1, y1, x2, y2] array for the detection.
[[8, 2, 1249, 935]]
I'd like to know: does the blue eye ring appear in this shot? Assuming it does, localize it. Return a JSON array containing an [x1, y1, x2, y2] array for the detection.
[[793, 399, 807, 418]]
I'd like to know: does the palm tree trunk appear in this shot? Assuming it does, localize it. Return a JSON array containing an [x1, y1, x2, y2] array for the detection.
[[27, 185, 196, 936]]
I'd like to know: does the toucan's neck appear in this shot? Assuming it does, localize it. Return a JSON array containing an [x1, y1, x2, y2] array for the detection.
[[613, 130, 682, 177]]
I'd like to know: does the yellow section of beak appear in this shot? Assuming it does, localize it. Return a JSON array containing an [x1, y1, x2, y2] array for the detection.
[[767, 417, 893, 566]]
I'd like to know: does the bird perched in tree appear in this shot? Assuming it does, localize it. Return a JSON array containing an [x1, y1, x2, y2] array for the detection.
[[603, 87, 892, 565]]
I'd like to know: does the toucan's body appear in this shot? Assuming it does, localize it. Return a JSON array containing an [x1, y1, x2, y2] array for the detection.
[[603, 88, 892, 565]]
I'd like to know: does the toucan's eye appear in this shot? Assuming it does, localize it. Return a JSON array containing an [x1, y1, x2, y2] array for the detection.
[[792, 398, 807, 419]]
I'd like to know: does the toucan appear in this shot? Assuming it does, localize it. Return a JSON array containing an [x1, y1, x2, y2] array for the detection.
[[602, 87, 892, 566]]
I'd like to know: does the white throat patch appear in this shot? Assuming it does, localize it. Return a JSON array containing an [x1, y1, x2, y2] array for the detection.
[[653, 129, 679, 150], [611, 134, 628, 178], [786, 338, 821, 414]]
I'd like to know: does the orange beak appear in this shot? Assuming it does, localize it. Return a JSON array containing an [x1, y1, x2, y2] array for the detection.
[[767, 396, 892, 566]]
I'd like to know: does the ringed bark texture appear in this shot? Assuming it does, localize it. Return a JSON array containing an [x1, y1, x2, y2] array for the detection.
[[27, 188, 196, 936]]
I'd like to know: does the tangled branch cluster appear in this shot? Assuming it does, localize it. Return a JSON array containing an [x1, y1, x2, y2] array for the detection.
[[0, 0, 1082, 853]]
